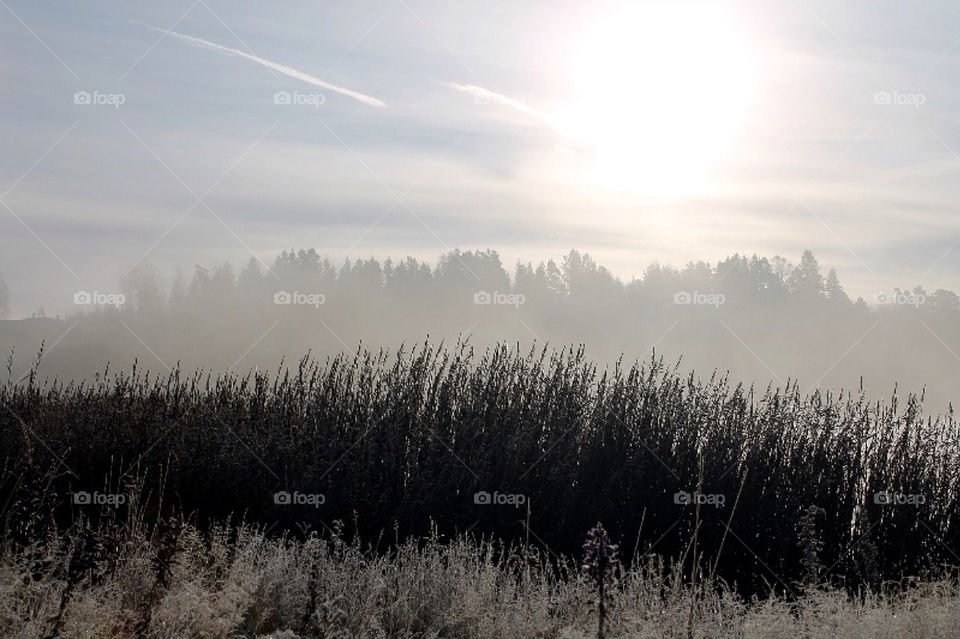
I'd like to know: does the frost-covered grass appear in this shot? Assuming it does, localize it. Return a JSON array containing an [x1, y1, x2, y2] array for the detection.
[[2, 517, 958, 639]]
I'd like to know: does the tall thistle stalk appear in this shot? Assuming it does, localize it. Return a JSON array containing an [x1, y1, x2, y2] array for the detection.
[[583, 523, 619, 639]]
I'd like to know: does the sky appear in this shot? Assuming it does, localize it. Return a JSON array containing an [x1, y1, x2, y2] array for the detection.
[[2, 0, 960, 318]]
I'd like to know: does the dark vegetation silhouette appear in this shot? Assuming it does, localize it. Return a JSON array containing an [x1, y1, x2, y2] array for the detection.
[[1, 340, 957, 599]]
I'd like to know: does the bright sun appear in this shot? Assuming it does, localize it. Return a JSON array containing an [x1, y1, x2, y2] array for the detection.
[[552, 3, 752, 196]]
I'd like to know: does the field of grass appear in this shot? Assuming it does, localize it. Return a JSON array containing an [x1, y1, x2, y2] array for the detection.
[[2, 341, 959, 636], [3, 515, 959, 638]]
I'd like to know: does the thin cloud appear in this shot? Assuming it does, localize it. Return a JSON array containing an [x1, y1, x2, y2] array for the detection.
[[442, 82, 551, 123], [142, 23, 386, 108]]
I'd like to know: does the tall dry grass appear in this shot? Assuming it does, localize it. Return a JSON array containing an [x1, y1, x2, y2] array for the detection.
[[2, 341, 958, 600]]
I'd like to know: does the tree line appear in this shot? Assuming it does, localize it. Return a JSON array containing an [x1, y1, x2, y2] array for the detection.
[[104, 248, 957, 317]]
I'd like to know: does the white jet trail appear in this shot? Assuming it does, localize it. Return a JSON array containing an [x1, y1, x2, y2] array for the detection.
[[142, 23, 386, 108], [442, 82, 551, 123]]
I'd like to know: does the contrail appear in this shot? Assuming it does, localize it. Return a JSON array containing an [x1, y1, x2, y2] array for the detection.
[[141, 23, 386, 108], [442, 82, 550, 123]]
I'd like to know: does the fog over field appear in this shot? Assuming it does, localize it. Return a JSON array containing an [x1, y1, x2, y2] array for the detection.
[[1, 247, 959, 413], [2, 1, 960, 637]]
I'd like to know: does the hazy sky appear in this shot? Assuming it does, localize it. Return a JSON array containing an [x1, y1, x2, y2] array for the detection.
[[2, 0, 959, 317]]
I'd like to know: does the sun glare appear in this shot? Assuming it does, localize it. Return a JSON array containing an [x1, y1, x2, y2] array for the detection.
[[553, 3, 752, 196]]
